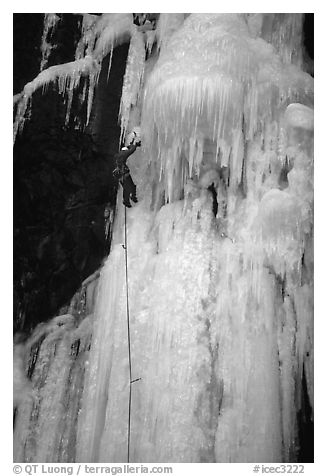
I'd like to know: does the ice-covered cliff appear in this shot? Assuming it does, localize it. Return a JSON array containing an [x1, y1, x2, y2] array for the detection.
[[13, 13, 313, 463]]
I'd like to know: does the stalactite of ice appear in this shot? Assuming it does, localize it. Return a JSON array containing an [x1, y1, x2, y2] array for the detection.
[[14, 13, 313, 464], [86, 68, 101, 125], [58, 59, 101, 128], [119, 29, 146, 143], [145, 30, 156, 55], [13, 93, 32, 143], [40, 14, 60, 71], [64, 88, 75, 126], [107, 45, 114, 82], [13, 56, 98, 141]]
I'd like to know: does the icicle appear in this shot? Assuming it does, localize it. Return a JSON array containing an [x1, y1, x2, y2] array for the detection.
[[64, 87, 75, 126], [142, 14, 260, 198], [60, 61, 101, 128], [86, 66, 101, 125], [13, 92, 32, 143], [13, 56, 98, 142], [107, 44, 114, 82], [40, 14, 60, 71], [145, 30, 156, 54]]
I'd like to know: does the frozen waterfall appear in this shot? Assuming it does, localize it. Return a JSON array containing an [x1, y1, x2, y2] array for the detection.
[[13, 13, 313, 463]]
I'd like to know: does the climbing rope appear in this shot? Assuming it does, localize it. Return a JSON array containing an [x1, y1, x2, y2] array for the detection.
[[123, 200, 141, 463], [123, 202, 133, 463]]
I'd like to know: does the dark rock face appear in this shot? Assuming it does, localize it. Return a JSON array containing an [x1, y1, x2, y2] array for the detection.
[[13, 14, 129, 333], [14, 126, 111, 332]]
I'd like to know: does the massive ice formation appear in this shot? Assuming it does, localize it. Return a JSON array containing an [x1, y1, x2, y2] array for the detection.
[[142, 13, 312, 202], [14, 13, 313, 463]]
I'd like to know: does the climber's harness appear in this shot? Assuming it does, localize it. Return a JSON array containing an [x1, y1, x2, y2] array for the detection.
[[113, 163, 130, 181]]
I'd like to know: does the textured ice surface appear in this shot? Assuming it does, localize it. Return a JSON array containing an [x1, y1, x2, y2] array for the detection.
[[285, 103, 314, 130], [142, 14, 313, 202], [13, 277, 99, 462]]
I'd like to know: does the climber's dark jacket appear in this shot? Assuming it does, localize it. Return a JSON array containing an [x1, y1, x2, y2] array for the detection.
[[113, 143, 140, 207], [113, 144, 138, 178]]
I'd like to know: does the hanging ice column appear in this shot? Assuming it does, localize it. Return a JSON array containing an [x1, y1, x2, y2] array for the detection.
[[77, 13, 313, 463]]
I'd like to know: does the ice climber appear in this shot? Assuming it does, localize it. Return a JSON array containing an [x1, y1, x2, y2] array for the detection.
[[113, 135, 141, 208]]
